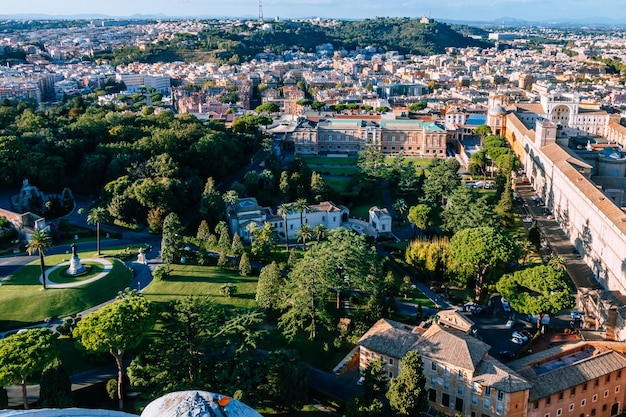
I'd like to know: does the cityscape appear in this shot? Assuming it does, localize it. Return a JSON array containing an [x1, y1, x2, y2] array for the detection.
[[2, 2, 626, 417]]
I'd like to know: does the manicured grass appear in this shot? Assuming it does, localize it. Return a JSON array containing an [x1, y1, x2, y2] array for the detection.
[[323, 176, 352, 194], [0, 251, 132, 332], [142, 264, 259, 309], [302, 157, 359, 166], [48, 262, 105, 284], [383, 156, 432, 166], [312, 167, 361, 175]]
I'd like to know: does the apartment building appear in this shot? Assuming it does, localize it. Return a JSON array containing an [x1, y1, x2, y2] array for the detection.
[[357, 319, 626, 417], [357, 318, 531, 417]]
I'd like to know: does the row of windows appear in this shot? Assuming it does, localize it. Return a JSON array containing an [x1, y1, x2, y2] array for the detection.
[[548, 402, 613, 417], [536, 378, 621, 409], [536, 385, 621, 411]]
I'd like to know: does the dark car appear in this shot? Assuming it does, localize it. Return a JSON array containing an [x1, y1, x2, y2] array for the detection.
[[499, 350, 515, 359]]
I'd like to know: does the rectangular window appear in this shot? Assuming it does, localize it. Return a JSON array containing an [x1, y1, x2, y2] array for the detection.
[[569, 404, 574, 412], [534, 402, 539, 410], [605, 390, 609, 398], [557, 408, 562, 416], [544, 414, 550, 417], [458, 370, 464, 380], [442, 393, 450, 408], [619, 370, 622, 378], [616, 386, 621, 393], [595, 378, 599, 387], [581, 399, 586, 407], [583, 383, 588, 392], [496, 403, 503, 414], [431, 362, 437, 371], [546, 395, 551, 406], [559, 392, 563, 401], [484, 399, 490, 409], [591, 408, 596, 416], [429, 389, 437, 402], [444, 381, 449, 391], [498, 391, 504, 401], [607, 374, 611, 383], [485, 387, 491, 397], [458, 386, 463, 395], [570, 387, 576, 396], [431, 377, 436, 386], [389, 358, 394, 365], [472, 395, 478, 405], [593, 394, 598, 402]]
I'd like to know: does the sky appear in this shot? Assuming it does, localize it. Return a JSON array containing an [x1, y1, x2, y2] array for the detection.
[[3, 0, 626, 23]]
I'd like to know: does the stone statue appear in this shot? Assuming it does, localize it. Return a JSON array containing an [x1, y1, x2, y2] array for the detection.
[[71, 243, 77, 257]]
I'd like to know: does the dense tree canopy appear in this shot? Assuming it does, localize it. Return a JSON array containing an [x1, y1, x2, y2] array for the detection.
[[0, 101, 264, 228], [128, 297, 264, 401], [450, 227, 518, 302], [497, 265, 575, 324]]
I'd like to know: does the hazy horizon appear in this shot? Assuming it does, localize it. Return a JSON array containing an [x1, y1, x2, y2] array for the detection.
[[3, 0, 626, 23]]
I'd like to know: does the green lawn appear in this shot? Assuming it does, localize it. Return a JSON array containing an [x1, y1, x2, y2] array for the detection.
[[323, 176, 352, 194], [0, 251, 132, 332], [301, 157, 359, 166], [311, 167, 361, 175], [142, 264, 259, 309], [383, 156, 432, 166]]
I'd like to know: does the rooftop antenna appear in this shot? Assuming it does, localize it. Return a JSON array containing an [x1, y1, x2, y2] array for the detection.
[[258, 0, 264, 23]]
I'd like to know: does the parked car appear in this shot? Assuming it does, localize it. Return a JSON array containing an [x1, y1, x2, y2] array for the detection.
[[501, 298, 511, 312], [499, 350, 515, 359], [512, 331, 529, 341], [511, 336, 524, 345], [519, 330, 533, 339], [505, 319, 515, 328], [571, 310, 583, 320]]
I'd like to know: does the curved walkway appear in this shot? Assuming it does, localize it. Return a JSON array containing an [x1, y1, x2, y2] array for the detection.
[[40, 258, 113, 289]]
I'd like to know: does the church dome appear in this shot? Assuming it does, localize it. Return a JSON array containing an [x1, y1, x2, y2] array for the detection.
[[141, 391, 262, 417], [488, 104, 507, 117]]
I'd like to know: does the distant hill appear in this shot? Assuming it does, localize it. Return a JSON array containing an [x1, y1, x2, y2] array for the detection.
[[329, 18, 489, 55]]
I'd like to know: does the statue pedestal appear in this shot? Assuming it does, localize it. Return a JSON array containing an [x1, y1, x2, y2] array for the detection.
[[67, 255, 86, 275]]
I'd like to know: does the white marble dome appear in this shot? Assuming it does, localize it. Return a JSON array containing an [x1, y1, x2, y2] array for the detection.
[[141, 391, 262, 417]]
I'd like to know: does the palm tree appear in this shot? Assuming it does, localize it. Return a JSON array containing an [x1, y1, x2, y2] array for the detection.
[[314, 224, 327, 244], [87, 207, 109, 256], [26, 230, 53, 290], [277, 203, 293, 251], [297, 224, 313, 251], [293, 198, 310, 227], [222, 190, 239, 207]]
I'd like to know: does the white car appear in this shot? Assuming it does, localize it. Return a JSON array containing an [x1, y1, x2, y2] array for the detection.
[[511, 336, 524, 345], [512, 331, 529, 341]]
